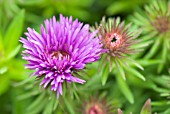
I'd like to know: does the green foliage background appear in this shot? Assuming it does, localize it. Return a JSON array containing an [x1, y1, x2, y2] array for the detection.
[[0, 0, 170, 114]]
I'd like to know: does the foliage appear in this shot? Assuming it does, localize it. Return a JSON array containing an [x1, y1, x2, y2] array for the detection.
[[0, 0, 170, 114], [0, 4, 28, 95]]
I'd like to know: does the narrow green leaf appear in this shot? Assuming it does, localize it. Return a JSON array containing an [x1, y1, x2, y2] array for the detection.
[[106, 1, 145, 15], [153, 87, 169, 93], [144, 37, 162, 59], [13, 77, 34, 87], [115, 59, 126, 80], [26, 93, 46, 112], [159, 0, 167, 15], [126, 58, 144, 70], [137, 59, 162, 66], [117, 64, 126, 80], [0, 74, 10, 95], [132, 17, 144, 26], [151, 101, 167, 106], [150, 75, 170, 88], [106, 1, 128, 15], [17, 90, 40, 100], [146, 3, 157, 16], [101, 63, 109, 85], [160, 93, 170, 97], [4, 9, 25, 54], [27, 98, 48, 114], [152, 0, 159, 11], [73, 88, 80, 101], [64, 98, 75, 114], [0, 30, 3, 51], [140, 99, 152, 114], [6, 45, 21, 60], [43, 99, 53, 114], [53, 99, 59, 111], [132, 40, 153, 49], [8, 60, 28, 80], [118, 65, 126, 80], [134, 12, 149, 25], [158, 38, 168, 73], [116, 74, 134, 104], [125, 67, 145, 81], [140, 31, 157, 41], [164, 107, 170, 114], [18, 0, 46, 6], [84, 74, 100, 88], [62, 7, 90, 21], [0, 66, 8, 74]]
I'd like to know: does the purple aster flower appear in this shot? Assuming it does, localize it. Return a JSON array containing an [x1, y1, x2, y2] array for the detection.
[[20, 14, 103, 98]]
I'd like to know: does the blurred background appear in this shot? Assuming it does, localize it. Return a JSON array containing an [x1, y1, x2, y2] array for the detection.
[[0, 0, 170, 114]]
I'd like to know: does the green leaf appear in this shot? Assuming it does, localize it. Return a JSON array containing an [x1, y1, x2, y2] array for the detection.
[[117, 63, 126, 80], [140, 99, 152, 114], [132, 40, 153, 49], [152, 0, 159, 11], [137, 59, 162, 67], [152, 100, 167, 106], [164, 107, 170, 114], [6, 45, 21, 60], [13, 77, 34, 87], [158, 37, 168, 73], [145, 4, 153, 15], [53, 99, 59, 111], [18, 0, 46, 6], [0, 66, 8, 74], [101, 63, 109, 85], [67, 8, 90, 21], [159, 0, 167, 15], [84, 74, 101, 88], [116, 74, 134, 104], [0, 30, 3, 51], [8, 59, 28, 81], [11, 86, 31, 114], [106, 0, 147, 15], [4, 9, 25, 55], [114, 59, 126, 80], [140, 31, 157, 41], [133, 12, 149, 25], [43, 99, 54, 114], [160, 93, 170, 97], [26, 93, 46, 113], [63, 98, 75, 114], [73, 87, 80, 101], [0, 74, 10, 95], [17, 90, 40, 100], [124, 66, 145, 81], [28, 99, 48, 114], [106, 1, 130, 15], [144, 36, 162, 59], [126, 58, 144, 70]]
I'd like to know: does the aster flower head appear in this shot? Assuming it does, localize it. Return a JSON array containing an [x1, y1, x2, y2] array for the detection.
[[132, 0, 170, 73], [132, 0, 170, 42], [82, 96, 115, 114], [20, 14, 103, 97], [94, 17, 142, 72], [141, 0, 170, 34]]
